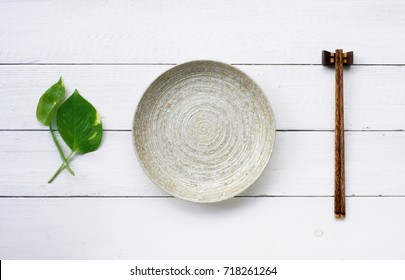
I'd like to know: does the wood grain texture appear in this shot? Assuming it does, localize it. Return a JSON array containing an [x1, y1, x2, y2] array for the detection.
[[1, 197, 404, 259], [1, 0, 404, 260], [1, 0, 405, 64], [1, 65, 405, 131], [334, 49, 345, 218], [1, 131, 404, 197]]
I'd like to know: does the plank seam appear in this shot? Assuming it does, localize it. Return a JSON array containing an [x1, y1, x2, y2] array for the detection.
[[0, 63, 405, 66], [0, 129, 404, 132], [0, 195, 404, 198]]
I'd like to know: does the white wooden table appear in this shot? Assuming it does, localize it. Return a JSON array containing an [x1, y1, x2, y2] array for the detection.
[[1, 0, 405, 259]]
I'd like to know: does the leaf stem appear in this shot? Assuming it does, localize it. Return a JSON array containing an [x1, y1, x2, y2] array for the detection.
[[48, 151, 75, 184], [49, 123, 74, 176]]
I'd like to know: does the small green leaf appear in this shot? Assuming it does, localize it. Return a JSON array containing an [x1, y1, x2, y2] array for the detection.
[[36, 77, 65, 125], [36, 77, 74, 179], [56, 90, 103, 154]]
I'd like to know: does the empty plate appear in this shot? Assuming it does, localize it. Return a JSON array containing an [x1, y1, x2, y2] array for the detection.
[[133, 60, 275, 202]]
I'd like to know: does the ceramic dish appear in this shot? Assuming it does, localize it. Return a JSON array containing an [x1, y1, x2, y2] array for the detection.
[[133, 60, 276, 202]]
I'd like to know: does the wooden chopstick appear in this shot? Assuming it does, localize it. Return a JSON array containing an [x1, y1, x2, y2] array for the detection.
[[334, 49, 345, 218]]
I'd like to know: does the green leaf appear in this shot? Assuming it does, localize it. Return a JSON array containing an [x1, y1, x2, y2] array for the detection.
[[36, 77, 74, 178], [36, 77, 65, 125], [56, 90, 103, 154]]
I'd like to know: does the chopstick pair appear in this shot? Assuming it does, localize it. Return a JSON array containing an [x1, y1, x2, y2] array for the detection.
[[322, 49, 354, 219]]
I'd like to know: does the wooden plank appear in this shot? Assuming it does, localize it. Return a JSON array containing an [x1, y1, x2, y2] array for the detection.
[[1, 65, 405, 130], [0, 197, 404, 259], [1, 0, 405, 64], [1, 131, 404, 197]]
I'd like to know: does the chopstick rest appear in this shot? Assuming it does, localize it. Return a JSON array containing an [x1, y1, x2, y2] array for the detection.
[[322, 49, 354, 219]]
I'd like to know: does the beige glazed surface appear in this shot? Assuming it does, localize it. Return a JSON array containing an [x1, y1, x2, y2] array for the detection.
[[133, 60, 276, 202]]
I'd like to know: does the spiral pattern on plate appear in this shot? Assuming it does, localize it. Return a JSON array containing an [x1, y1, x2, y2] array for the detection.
[[133, 60, 276, 202]]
